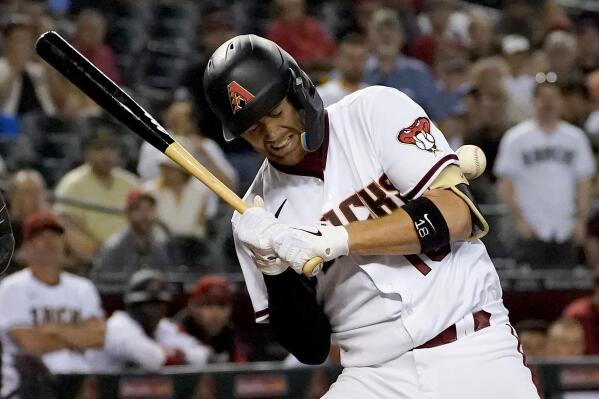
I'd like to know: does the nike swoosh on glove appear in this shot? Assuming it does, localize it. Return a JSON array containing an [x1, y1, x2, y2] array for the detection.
[[236, 196, 289, 275], [271, 223, 349, 275]]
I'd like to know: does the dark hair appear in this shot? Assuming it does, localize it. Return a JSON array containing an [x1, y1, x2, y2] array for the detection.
[[340, 32, 366, 47]]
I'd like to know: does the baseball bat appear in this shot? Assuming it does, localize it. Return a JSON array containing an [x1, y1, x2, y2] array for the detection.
[[35, 31, 323, 277]]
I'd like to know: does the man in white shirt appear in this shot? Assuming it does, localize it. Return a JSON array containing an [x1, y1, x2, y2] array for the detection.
[[0, 210, 105, 398], [317, 34, 369, 107], [495, 82, 596, 269], [93, 269, 210, 372]]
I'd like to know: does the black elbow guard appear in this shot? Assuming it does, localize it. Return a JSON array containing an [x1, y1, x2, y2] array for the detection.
[[264, 269, 331, 365]]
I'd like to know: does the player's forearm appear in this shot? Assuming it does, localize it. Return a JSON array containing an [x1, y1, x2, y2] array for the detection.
[[576, 178, 592, 224], [497, 178, 523, 220], [9, 328, 69, 354], [346, 188, 471, 255], [44, 318, 105, 350]]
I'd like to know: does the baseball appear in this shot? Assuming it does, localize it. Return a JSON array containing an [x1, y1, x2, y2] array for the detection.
[[456, 145, 487, 180]]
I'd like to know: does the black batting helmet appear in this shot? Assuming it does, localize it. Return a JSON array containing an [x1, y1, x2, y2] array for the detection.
[[124, 269, 172, 305], [203, 34, 325, 152]]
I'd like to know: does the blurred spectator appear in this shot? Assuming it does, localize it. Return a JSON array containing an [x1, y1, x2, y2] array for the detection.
[[435, 57, 469, 126], [586, 70, 599, 136], [8, 168, 49, 250], [176, 8, 236, 151], [539, 1, 572, 40], [514, 319, 547, 358], [560, 79, 592, 130], [0, 16, 58, 117], [501, 35, 535, 124], [317, 33, 368, 107], [562, 276, 599, 355], [495, 82, 596, 269], [545, 318, 585, 358], [92, 188, 169, 279], [55, 75, 102, 118], [176, 275, 247, 363], [496, 0, 536, 40], [575, 21, 599, 75], [144, 143, 216, 239], [464, 78, 510, 186], [265, 0, 336, 68], [467, 9, 499, 61], [0, 210, 105, 398], [407, 0, 464, 67], [93, 270, 210, 372], [73, 8, 121, 84], [18, 0, 54, 40], [534, 30, 583, 83], [351, 0, 382, 35], [54, 126, 138, 254], [363, 8, 448, 121], [137, 101, 237, 191]]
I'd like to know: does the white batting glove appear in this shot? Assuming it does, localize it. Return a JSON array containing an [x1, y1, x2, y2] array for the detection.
[[271, 223, 349, 275], [236, 196, 289, 275]]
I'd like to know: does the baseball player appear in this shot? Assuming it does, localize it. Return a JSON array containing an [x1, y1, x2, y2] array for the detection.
[[0, 210, 103, 398], [204, 35, 539, 398], [92, 269, 211, 372]]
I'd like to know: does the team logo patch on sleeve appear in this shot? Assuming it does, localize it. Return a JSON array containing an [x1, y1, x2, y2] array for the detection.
[[398, 117, 437, 153], [227, 81, 255, 114]]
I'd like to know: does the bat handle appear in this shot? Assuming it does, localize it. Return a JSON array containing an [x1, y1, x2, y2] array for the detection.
[[302, 257, 324, 277]]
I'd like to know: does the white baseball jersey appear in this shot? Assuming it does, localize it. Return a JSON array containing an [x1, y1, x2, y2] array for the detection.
[[494, 119, 596, 242], [91, 310, 211, 372], [233, 86, 509, 367], [0, 269, 104, 397]]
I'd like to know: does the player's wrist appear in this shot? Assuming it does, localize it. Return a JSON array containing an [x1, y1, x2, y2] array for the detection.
[[319, 224, 349, 261]]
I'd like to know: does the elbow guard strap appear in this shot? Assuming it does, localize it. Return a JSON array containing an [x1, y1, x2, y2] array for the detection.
[[402, 197, 450, 253]]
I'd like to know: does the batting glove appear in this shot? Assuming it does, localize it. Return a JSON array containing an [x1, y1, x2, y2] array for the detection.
[[271, 223, 349, 275], [236, 196, 289, 275]]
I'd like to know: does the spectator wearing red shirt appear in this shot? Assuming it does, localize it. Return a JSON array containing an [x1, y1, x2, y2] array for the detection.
[[562, 276, 599, 355], [266, 0, 336, 68], [74, 9, 121, 84], [176, 276, 247, 363]]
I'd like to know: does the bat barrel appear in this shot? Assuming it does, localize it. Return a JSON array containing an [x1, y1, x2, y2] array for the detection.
[[35, 31, 174, 153]]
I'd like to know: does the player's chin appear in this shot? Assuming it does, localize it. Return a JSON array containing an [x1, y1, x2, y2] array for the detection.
[[267, 146, 305, 166]]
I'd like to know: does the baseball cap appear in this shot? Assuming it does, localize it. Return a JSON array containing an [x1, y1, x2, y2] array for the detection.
[[126, 188, 156, 211], [23, 210, 64, 241], [190, 275, 232, 305], [502, 35, 530, 55]]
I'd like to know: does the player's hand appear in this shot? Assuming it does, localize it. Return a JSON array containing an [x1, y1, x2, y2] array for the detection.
[[236, 196, 289, 275], [271, 223, 349, 274]]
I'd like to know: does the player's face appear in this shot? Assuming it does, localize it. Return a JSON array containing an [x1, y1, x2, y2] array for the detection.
[[337, 43, 368, 83], [241, 98, 307, 166], [534, 85, 563, 121], [127, 200, 157, 235], [189, 302, 232, 337]]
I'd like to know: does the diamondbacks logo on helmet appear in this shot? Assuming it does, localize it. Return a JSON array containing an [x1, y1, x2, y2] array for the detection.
[[227, 81, 254, 114], [398, 117, 437, 153]]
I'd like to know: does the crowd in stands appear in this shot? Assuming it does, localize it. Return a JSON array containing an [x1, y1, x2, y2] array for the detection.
[[0, 0, 599, 395]]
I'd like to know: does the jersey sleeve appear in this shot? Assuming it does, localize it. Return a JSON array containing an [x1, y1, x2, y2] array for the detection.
[[574, 132, 596, 180], [156, 319, 211, 365], [0, 279, 29, 331], [365, 87, 458, 200], [105, 313, 165, 371], [493, 129, 521, 179], [79, 279, 105, 320], [231, 217, 270, 323]]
